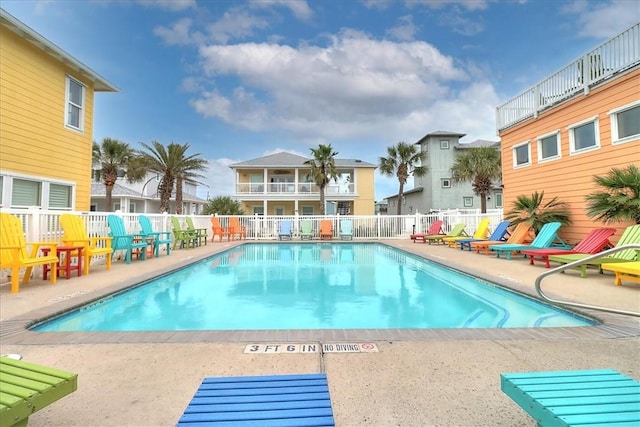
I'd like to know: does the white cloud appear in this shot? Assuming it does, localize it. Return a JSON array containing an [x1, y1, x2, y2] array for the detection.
[[201, 157, 236, 198], [386, 15, 418, 41], [249, 0, 313, 21], [407, 0, 489, 11], [205, 8, 270, 44], [563, 0, 640, 38], [136, 0, 196, 11], [153, 18, 199, 45]]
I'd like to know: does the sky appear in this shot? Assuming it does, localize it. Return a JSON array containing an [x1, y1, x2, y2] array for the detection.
[[3, 0, 639, 201]]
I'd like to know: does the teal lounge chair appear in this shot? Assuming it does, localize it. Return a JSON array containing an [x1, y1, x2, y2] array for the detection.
[[278, 220, 292, 240], [300, 219, 314, 240], [339, 219, 353, 240], [549, 224, 640, 277], [107, 214, 149, 263], [139, 215, 172, 257], [489, 222, 569, 260], [458, 220, 510, 251]]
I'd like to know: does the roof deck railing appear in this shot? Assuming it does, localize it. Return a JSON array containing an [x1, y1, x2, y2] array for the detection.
[[496, 22, 640, 132]]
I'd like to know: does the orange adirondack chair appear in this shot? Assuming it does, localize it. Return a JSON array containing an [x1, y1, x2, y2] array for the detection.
[[210, 217, 230, 242], [0, 213, 59, 293], [470, 222, 533, 255], [319, 220, 333, 240], [229, 217, 246, 240]]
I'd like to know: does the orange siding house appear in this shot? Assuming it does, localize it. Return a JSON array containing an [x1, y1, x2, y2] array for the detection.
[[497, 23, 639, 244], [0, 9, 117, 211]]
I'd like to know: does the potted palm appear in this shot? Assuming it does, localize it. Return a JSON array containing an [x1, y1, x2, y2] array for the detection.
[[504, 191, 571, 234], [585, 165, 640, 224]]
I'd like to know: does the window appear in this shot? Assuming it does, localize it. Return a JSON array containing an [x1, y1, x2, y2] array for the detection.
[[301, 206, 314, 215], [463, 197, 473, 207], [65, 76, 85, 131], [49, 184, 72, 209], [253, 206, 264, 215], [275, 207, 284, 215], [610, 102, 640, 144], [537, 131, 561, 162], [11, 179, 42, 207], [569, 117, 599, 154], [440, 139, 450, 149], [441, 178, 451, 188], [512, 141, 531, 168], [494, 193, 503, 208]]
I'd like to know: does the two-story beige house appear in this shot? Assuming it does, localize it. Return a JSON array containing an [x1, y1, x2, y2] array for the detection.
[[0, 9, 117, 211], [230, 152, 376, 215]]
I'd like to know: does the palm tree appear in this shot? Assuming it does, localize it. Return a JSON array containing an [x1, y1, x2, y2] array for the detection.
[[504, 191, 571, 234], [137, 141, 208, 213], [585, 164, 640, 224], [304, 144, 339, 215], [378, 142, 427, 215], [92, 137, 147, 212], [450, 146, 502, 213], [202, 196, 244, 215]]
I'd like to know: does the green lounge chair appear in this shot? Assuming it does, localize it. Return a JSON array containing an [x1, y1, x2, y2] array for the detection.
[[139, 215, 171, 257], [549, 224, 640, 278], [0, 356, 78, 427], [107, 214, 149, 263], [170, 217, 197, 250], [185, 217, 208, 246], [300, 219, 314, 240], [422, 223, 467, 245], [489, 222, 569, 260]]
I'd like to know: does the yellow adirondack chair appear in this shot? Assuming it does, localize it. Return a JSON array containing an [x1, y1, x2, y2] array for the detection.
[[0, 213, 59, 293], [60, 214, 113, 275], [443, 218, 490, 247]]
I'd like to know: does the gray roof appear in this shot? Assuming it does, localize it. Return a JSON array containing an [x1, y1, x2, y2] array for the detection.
[[455, 139, 500, 149], [384, 186, 424, 199], [230, 151, 375, 168], [414, 130, 467, 144], [90, 183, 206, 202]]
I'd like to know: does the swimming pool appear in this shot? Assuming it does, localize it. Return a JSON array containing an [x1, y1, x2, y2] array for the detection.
[[34, 243, 593, 331]]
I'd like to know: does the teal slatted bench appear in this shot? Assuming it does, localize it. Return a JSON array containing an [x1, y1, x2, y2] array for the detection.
[[177, 373, 335, 426], [501, 369, 640, 426], [0, 356, 78, 427]]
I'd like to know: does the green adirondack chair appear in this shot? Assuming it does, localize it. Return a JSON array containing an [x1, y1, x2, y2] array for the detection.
[[185, 217, 208, 246], [171, 217, 197, 250], [299, 219, 314, 240], [139, 215, 171, 257], [107, 215, 148, 263]]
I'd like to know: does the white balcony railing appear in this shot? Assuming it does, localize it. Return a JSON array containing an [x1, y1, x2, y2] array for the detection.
[[236, 182, 355, 195], [496, 22, 640, 132]]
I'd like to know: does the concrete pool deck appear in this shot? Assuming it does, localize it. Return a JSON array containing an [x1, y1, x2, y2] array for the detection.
[[1, 240, 639, 426]]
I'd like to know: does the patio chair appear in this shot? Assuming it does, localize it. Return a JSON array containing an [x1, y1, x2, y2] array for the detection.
[[411, 220, 444, 243], [422, 223, 467, 245], [0, 212, 59, 293], [601, 261, 640, 286], [107, 215, 149, 263], [210, 217, 230, 242], [0, 356, 78, 427], [60, 213, 113, 275], [470, 222, 533, 255], [457, 220, 511, 251], [488, 222, 570, 260], [139, 215, 172, 257], [300, 219, 314, 240], [185, 217, 208, 246], [501, 369, 640, 427], [520, 227, 616, 268], [170, 216, 197, 250], [444, 218, 490, 247], [549, 224, 640, 277], [320, 220, 333, 240], [278, 220, 293, 240], [229, 217, 247, 240], [339, 219, 353, 240], [177, 374, 335, 426]]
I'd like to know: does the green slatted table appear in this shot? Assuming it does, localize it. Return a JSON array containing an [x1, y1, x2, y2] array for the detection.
[[0, 356, 77, 427], [501, 369, 640, 427], [177, 373, 335, 426]]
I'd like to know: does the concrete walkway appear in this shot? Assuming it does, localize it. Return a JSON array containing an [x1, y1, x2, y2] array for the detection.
[[1, 240, 638, 426]]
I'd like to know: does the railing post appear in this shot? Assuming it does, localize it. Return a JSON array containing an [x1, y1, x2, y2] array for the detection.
[[28, 206, 41, 243]]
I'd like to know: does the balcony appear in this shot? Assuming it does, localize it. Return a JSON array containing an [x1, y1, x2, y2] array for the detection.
[[496, 22, 639, 132], [236, 182, 356, 196]]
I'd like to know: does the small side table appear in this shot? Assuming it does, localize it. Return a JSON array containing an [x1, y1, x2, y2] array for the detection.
[[42, 246, 83, 280], [133, 236, 155, 260]]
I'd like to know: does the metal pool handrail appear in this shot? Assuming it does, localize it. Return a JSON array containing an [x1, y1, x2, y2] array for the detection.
[[534, 244, 640, 317]]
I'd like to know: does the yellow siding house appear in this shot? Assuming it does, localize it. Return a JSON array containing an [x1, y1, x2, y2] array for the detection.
[[0, 9, 117, 211]]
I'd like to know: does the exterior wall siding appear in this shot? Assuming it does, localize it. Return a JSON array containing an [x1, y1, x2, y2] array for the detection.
[[0, 28, 95, 210], [500, 68, 639, 243]]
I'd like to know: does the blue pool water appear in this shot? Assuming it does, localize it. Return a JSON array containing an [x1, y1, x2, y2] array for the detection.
[[34, 243, 593, 331]]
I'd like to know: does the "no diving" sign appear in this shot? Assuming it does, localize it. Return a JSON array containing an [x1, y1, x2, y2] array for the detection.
[[243, 343, 379, 354]]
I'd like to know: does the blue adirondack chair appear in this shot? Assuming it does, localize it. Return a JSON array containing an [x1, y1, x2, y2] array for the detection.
[[107, 215, 149, 264], [458, 220, 511, 251], [278, 220, 292, 240], [339, 219, 353, 240], [139, 215, 172, 257]]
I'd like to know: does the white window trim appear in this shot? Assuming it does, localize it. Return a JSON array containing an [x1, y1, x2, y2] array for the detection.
[[65, 75, 85, 133], [512, 141, 531, 168], [568, 116, 600, 155], [441, 178, 451, 188], [440, 140, 450, 149], [609, 101, 640, 145], [1, 171, 75, 209], [537, 130, 562, 163], [463, 197, 473, 207]]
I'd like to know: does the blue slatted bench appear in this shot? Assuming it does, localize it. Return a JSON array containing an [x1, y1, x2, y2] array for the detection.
[[501, 369, 640, 427], [176, 373, 335, 426]]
